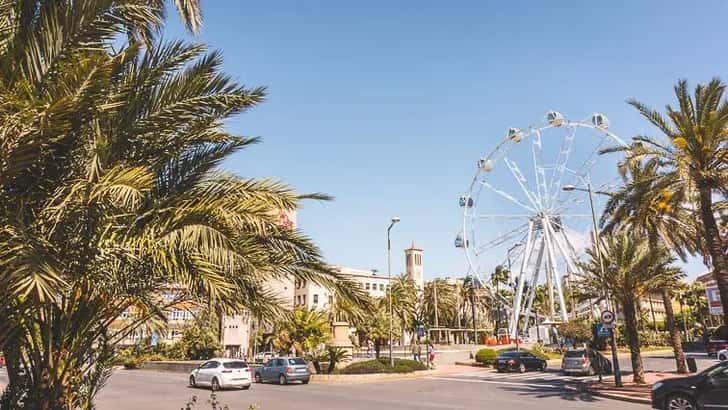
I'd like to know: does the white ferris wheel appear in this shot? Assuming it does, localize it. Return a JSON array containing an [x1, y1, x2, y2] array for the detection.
[[457, 111, 627, 339]]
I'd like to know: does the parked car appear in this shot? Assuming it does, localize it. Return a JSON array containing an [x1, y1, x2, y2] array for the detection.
[[651, 360, 728, 410], [254, 357, 310, 385], [561, 348, 612, 376], [706, 325, 728, 357], [254, 351, 275, 362], [718, 348, 728, 362], [495, 351, 547, 373], [189, 359, 252, 391]]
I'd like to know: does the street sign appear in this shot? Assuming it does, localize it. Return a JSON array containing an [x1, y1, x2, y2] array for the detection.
[[595, 323, 611, 338], [707, 286, 723, 316], [150, 333, 159, 347], [600, 310, 615, 324], [416, 325, 426, 338]]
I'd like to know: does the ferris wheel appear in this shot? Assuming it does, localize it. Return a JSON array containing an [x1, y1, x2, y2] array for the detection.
[[456, 111, 627, 339]]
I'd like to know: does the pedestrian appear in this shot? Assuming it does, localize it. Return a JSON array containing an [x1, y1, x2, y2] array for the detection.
[[427, 343, 435, 367], [411, 342, 421, 362], [366, 340, 373, 358]]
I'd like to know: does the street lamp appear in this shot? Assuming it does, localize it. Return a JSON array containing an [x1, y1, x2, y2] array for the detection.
[[506, 243, 522, 349], [562, 183, 622, 387], [387, 217, 400, 368]]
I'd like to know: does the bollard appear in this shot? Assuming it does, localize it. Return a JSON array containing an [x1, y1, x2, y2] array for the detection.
[[686, 357, 697, 373]]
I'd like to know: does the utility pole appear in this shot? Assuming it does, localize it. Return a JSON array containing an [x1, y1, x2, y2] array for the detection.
[[433, 279, 439, 343]]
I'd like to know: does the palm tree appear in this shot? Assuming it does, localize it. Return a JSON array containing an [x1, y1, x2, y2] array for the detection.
[[490, 265, 510, 331], [619, 79, 728, 325], [421, 279, 457, 341], [578, 232, 681, 384], [601, 159, 695, 373], [275, 309, 331, 357], [0, 1, 367, 408], [388, 274, 418, 343]]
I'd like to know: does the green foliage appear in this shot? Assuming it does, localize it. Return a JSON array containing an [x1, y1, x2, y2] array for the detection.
[[474, 348, 497, 366], [558, 318, 593, 344], [273, 309, 331, 357], [528, 344, 550, 360], [173, 319, 222, 361], [338, 358, 426, 374], [123, 356, 145, 370]]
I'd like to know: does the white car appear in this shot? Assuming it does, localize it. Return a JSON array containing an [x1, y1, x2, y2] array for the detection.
[[254, 351, 275, 362], [719, 348, 728, 361], [189, 358, 252, 391]]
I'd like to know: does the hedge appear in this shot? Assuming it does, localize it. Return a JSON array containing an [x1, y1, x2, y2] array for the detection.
[[338, 358, 427, 374], [475, 348, 497, 366]]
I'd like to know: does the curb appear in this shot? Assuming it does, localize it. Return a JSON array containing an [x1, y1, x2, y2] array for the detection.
[[570, 382, 651, 405], [310, 369, 438, 384]]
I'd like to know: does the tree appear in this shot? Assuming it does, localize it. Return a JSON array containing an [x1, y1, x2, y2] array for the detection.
[[421, 279, 457, 331], [0, 2, 366, 408], [360, 302, 401, 359], [601, 159, 695, 373], [619, 79, 728, 326], [490, 265, 510, 331], [172, 313, 222, 360], [388, 274, 417, 342], [274, 309, 331, 357], [578, 232, 681, 384]]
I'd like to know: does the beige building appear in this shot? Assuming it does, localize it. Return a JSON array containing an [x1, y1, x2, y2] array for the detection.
[[405, 243, 424, 290], [294, 266, 391, 311]]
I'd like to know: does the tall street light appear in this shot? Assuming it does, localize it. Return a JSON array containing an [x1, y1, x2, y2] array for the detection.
[[506, 243, 522, 347], [562, 184, 622, 387], [387, 217, 400, 368]]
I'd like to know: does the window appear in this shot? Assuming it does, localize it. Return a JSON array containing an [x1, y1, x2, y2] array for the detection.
[[303, 295, 306, 304], [365, 283, 370, 290], [313, 294, 319, 304], [407, 254, 412, 266], [379, 284, 384, 291], [223, 361, 249, 369]]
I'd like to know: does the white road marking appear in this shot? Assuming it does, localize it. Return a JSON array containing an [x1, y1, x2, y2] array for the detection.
[[427, 376, 567, 390]]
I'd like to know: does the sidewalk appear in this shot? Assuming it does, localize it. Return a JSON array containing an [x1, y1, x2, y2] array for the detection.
[[582, 371, 685, 404]]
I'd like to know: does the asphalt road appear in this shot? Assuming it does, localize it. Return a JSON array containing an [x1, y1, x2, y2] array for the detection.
[[0, 354, 720, 410]]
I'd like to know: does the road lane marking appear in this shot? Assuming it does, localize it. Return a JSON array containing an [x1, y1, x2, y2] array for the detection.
[[426, 376, 566, 389]]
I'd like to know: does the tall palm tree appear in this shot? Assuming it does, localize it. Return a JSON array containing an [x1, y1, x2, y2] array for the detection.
[[578, 232, 681, 384], [421, 279, 457, 340], [0, 2, 367, 408], [617, 79, 728, 325], [601, 159, 695, 373], [388, 274, 418, 343], [490, 265, 510, 331], [275, 309, 331, 357]]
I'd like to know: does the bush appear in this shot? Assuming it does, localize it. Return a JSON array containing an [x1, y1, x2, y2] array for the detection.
[[529, 344, 549, 360], [123, 356, 145, 369], [475, 348, 497, 366], [338, 358, 426, 374]]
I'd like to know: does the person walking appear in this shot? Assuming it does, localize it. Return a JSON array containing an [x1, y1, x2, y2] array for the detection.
[[411, 342, 422, 362], [427, 343, 435, 368], [366, 340, 373, 358]]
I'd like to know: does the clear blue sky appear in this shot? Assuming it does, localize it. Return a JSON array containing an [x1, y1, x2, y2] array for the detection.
[[165, 0, 725, 281]]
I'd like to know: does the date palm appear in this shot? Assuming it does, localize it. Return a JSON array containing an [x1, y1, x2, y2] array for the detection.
[[388, 274, 418, 340], [616, 78, 728, 325], [0, 1, 365, 408], [578, 232, 681, 384], [421, 279, 457, 332], [601, 159, 694, 373]]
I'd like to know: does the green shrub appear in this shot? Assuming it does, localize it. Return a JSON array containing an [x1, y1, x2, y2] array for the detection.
[[123, 356, 145, 369], [338, 358, 426, 374], [529, 344, 549, 360], [475, 348, 497, 365]]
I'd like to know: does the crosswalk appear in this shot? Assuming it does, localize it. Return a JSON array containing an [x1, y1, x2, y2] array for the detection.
[[430, 368, 611, 387]]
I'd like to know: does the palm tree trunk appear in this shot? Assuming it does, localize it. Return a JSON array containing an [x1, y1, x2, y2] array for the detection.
[[697, 185, 728, 326], [662, 289, 687, 373], [622, 298, 645, 384]]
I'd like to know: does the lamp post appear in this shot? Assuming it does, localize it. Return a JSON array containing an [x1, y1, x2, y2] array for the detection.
[[562, 184, 622, 387], [387, 217, 400, 368], [506, 243, 522, 350]]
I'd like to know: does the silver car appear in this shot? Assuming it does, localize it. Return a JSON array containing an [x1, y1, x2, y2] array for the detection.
[[189, 358, 252, 391], [561, 349, 612, 376], [254, 357, 310, 385]]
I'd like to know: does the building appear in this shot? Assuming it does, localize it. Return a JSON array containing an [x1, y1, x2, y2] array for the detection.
[[405, 243, 424, 290], [294, 266, 390, 311]]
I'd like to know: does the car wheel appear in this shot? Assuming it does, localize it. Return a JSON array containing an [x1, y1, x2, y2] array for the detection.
[[279, 374, 287, 385], [189, 376, 196, 387], [666, 393, 696, 410], [496, 369, 504, 373], [211, 378, 220, 392], [540, 363, 547, 371], [719, 354, 727, 361], [518, 363, 526, 373], [587, 366, 595, 376], [255, 374, 262, 383], [242, 385, 251, 390], [302, 379, 309, 385]]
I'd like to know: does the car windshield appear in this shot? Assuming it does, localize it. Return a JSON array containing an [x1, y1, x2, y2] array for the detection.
[[288, 358, 306, 365], [564, 350, 586, 358], [699, 361, 728, 376], [223, 361, 248, 369], [498, 352, 519, 358]]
